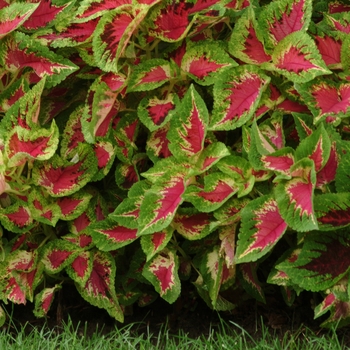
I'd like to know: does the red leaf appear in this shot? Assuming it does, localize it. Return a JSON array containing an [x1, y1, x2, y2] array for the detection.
[[269, 0, 306, 42], [315, 35, 341, 65], [275, 46, 319, 73], [71, 255, 89, 278], [78, 0, 132, 19], [5, 277, 26, 304], [97, 226, 137, 242], [188, 57, 226, 79], [94, 143, 112, 169], [198, 181, 235, 203], [57, 197, 83, 216], [147, 100, 175, 126], [316, 143, 338, 187], [6, 207, 31, 228], [47, 250, 72, 269], [243, 24, 271, 63], [73, 213, 91, 233], [151, 2, 191, 41], [22, 0, 66, 29], [312, 83, 350, 115], [139, 66, 169, 84]]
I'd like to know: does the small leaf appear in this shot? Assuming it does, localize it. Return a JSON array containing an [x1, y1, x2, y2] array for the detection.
[[141, 227, 173, 261], [66, 251, 93, 287], [34, 285, 61, 318], [142, 247, 180, 303]]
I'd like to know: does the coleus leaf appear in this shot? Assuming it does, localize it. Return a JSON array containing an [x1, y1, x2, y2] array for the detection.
[[33, 284, 61, 318], [41, 239, 80, 274], [0, 2, 39, 39], [140, 227, 173, 261], [93, 6, 150, 72], [138, 170, 187, 235], [184, 172, 238, 212], [0, 201, 34, 234], [22, 0, 68, 30], [219, 226, 236, 269], [209, 65, 270, 131], [138, 93, 179, 131], [215, 155, 255, 197], [195, 245, 224, 308], [76, 0, 132, 21], [76, 250, 123, 322], [0, 33, 78, 87], [32, 144, 98, 197], [173, 208, 219, 241], [0, 77, 29, 113], [28, 189, 60, 227], [335, 140, 350, 192], [236, 196, 288, 264], [314, 33, 342, 68], [316, 141, 338, 188], [146, 123, 172, 161], [113, 113, 139, 163], [127, 59, 175, 92], [142, 247, 180, 303], [5, 121, 59, 167], [258, 0, 312, 50], [167, 85, 208, 162], [277, 232, 350, 292], [296, 79, 350, 123], [181, 40, 237, 85], [89, 219, 138, 250], [82, 78, 119, 144], [92, 140, 116, 181], [56, 190, 93, 221], [229, 6, 272, 65], [43, 19, 100, 48], [66, 251, 93, 287], [295, 124, 331, 173], [260, 148, 295, 177], [213, 196, 250, 226], [275, 158, 318, 232], [262, 32, 332, 83], [109, 180, 151, 229], [314, 292, 350, 328], [146, 1, 194, 42], [194, 142, 231, 174], [238, 263, 266, 304], [314, 193, 350, 231]]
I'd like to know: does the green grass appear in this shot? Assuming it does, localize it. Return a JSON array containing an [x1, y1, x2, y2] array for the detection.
[[0, 316, 348, 350]]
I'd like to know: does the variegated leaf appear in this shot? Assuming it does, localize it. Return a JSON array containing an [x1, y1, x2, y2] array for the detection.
[[141, 227, 173, 261], [33, 285, 62, 318], [5, 122, 59, 167], [0, 201, 34, 234], [173, 208, 219, 241], [263, 32, 331, 83], [138, 93, 178, 131], [209, 65, 270, 131], [181, 40, 237, 85], [275, 158, 318, 232], [89, 219, 138, 250], [138, 170, 187, 235], [66, 251, 93, 287], [238, 263, 266, 303], [33, 145, 98, 197], [76, 251, 123, 322], [146, 123, 172, 161], [236, 196, 288, 263], [142, 247, 180, 303], [229, 6, 272, 65], [168, 85, 208, 162], [258, 0, 312, 50], [184, 172, 238, 212]]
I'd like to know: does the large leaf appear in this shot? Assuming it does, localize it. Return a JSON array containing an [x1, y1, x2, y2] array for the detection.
[[209, 65, 270, 131], [277, 232, 350, 292], [262, 32, 332, 83], [236, 196, 288, 263]]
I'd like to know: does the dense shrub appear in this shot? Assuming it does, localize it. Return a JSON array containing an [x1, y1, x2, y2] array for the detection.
[[1, 0, 350, 328]]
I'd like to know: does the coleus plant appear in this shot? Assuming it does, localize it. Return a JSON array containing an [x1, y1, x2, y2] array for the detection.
[[1, 0, 350, 329]]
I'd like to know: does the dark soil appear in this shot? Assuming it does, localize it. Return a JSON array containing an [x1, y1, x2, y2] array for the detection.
[[3, 282, 350, 346]]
